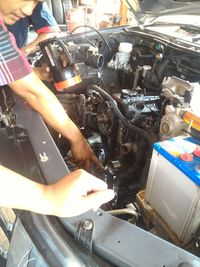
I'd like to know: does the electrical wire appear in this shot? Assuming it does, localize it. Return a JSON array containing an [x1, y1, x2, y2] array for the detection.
[[88, 85, 152, 145], [69, 25, 112, 53]]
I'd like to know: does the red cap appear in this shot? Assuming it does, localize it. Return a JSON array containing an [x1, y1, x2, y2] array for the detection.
[[193, 147, 200, 158], [179, 152, 193, 162]]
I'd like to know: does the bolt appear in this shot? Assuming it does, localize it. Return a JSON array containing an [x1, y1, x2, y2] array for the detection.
[[82, 220, 93, 230]]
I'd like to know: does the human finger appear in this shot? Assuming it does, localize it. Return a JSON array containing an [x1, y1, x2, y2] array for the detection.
[[84, 159, 90, 172], [45, 66, 50, 72], [77, 160, 85, 170], [81, 171, 108, 191], [91, 153, 103, 169], [82, 189, 114, 211], [59, 53, 68, 67]]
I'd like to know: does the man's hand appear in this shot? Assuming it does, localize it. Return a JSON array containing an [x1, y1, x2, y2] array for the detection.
[[33, 67, 53, 82], [70, 134, 102, 171], [0, 166, 113, 217], [44, 169, 114, 217], [10, 72, 101, 171], [21, 32, 60, 56]]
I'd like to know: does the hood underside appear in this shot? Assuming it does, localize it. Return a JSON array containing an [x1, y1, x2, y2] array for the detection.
[[126, 0, 200, 18]]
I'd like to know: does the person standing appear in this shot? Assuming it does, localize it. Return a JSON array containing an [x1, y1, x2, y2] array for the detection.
[[6, 1, 60, 55], [0, 0, 114, 217]]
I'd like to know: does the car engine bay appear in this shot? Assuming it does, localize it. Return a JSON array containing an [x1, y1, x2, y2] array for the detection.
[[1, 25, 200, 260], [31, 26, 200, 249]]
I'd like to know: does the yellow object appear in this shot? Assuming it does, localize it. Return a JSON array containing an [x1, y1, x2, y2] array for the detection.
[[182, 111, 200, 131]]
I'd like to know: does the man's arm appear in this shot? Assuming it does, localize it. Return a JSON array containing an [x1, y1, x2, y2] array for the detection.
[[9, 71, 100, 170], [0, 165, 114, 217], [21, 32, 58, 56], [22, 2, 60, 56]]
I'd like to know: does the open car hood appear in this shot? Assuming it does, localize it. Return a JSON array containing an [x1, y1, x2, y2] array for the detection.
[[125, 0, 200, 24]]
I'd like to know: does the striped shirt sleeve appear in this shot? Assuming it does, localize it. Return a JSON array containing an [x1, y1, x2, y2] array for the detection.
[[0, 17, 32, 86]]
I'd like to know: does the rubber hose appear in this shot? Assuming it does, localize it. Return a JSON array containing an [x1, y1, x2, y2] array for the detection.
[[88, 85, 152, 145]]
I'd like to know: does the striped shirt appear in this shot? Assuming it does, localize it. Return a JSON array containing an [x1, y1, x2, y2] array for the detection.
[[0, 16, 32, 86]]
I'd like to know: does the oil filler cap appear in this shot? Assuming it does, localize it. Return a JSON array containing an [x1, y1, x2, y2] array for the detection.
[[193, 147, 200, 158], [179, 152, 193, 162]]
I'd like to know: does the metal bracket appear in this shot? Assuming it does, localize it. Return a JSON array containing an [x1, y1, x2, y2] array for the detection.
[[0, 88, 16, 128], [75, 219, 94, 253]]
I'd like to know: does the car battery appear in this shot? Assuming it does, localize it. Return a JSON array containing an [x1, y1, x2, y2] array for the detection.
[[145, 136, 200, 244]]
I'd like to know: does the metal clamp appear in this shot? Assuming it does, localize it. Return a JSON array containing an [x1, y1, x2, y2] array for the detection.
[[75, 219, 94, 253]]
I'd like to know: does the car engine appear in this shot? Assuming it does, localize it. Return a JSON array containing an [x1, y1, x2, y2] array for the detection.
[[26, 26, 200, 245]]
